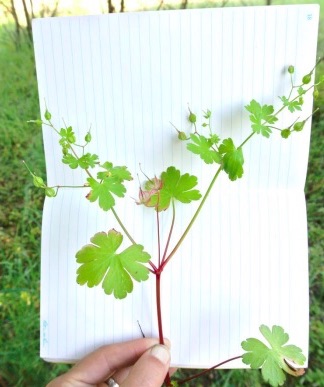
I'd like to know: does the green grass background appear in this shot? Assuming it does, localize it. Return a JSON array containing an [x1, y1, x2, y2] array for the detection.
[[0, 1, 323, 386]]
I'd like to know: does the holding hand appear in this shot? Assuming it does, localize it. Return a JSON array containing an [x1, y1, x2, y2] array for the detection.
[[47, 338, 172, 387]]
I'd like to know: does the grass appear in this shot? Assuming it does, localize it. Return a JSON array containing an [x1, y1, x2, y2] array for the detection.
[[0, 3, 323, 386]]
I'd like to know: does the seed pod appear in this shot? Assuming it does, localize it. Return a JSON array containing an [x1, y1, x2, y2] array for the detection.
[[85, 132, 92, 143], [281, 129, 291, 139], [188, 112, 196, 124], [293, 121, 305, 132], [302, 74, 312, 85], [33, 175, 46, 188], [178, 131, 187, 141], [288, 65, 294, 74], [45, 187, 57, 197], [44, 109, 52, 120], [313, 87, 319, 100]]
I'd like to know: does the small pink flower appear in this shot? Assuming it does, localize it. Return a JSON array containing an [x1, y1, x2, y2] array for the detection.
[[136, 177, 162, 207]]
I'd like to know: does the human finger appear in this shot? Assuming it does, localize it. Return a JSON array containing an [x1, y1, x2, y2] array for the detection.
[[47, 338, 159, 386], [119, 344, 171, 387]]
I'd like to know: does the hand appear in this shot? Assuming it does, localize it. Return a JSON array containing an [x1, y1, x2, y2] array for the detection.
[[47, 338, 173, 387]]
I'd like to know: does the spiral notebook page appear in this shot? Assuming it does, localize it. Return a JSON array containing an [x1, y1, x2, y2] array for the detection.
[[33, 5, 319, 367]]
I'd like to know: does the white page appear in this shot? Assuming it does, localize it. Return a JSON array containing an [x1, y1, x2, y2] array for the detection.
[[33, 5, 319, 367]]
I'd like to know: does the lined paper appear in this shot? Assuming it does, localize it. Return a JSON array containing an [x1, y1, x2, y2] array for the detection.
[[33, 5, 319, 367]]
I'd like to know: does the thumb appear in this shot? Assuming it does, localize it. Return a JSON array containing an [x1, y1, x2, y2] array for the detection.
[[120, 344, 171, 387]]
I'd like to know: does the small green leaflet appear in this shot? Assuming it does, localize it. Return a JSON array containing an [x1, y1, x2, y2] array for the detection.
[[87, 162, 132, 211], [149, 166, 201, 211], [62, 152, 99, 169], [59, 126, 76, 144], [279, 96, 303, 113], [245, 99, 278, 138], [97, 161, 132, 181], [76, 229, 151, 299], [242, 325, 306, 387], [219, 138, 244, 181], [187, 134, 221, 164]]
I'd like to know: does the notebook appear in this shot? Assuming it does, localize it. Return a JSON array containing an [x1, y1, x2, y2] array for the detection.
[[32, 4, 319, 367]]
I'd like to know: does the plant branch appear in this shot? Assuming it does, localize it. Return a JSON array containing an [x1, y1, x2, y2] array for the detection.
[[161, 200, 176, 265], [110, 207, 136, 245], [177, 355, 243, 384], [239, 131, 255, 148], [162, 165, 222, 268]]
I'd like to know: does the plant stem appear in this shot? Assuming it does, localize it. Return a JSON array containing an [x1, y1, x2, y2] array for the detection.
[[162, 165, 222, 268], [155, 273, 171, 386], [239, 131, 255, 148], [156, 206, 162, 267], [111, 207, 136, 244], [161, 200, 176, 265], [177, 355, 243, 385]]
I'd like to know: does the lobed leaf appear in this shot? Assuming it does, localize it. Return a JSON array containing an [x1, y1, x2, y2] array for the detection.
[[76, 230, 151, 299], [187, 134, 221, 164], [242, 325, 306, 387], [280, 96, 303, 113], [149, 166, 201, 211], [219, 138, 244, 181], [245, 99, 278, 138], [86, 162, 132, 211]]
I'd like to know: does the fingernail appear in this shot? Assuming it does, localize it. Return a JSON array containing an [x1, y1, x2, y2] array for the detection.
[[150, 344, 170, 365]]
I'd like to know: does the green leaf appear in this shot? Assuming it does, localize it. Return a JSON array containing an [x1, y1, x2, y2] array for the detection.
[[60, 126, 76, 144], [245, 99, 278, 138], [62, 153, 79, 169], [297, 86, 305, 96], [150, 166, 201, 211], [97, 161, 132, 182], [210, 134, 220, 145], [62, 153, 99, 169], [78, 153, 99, 169], [86, 163, 132, 211], [76, 230, 151, 299], [219, 138, 244, 181], [187, 134, 221, 164], [279, 96, 303, 113], [86, 177, 123, 211], [242, 325, 306, 387], [203, 109, 211, 119]]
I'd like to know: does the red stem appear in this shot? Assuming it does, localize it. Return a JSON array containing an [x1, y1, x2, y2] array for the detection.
[[156, 207, 161, 267], [161, 200, 176, 267], [156, 273, 171, 386], [177, 355, 243, 385]]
